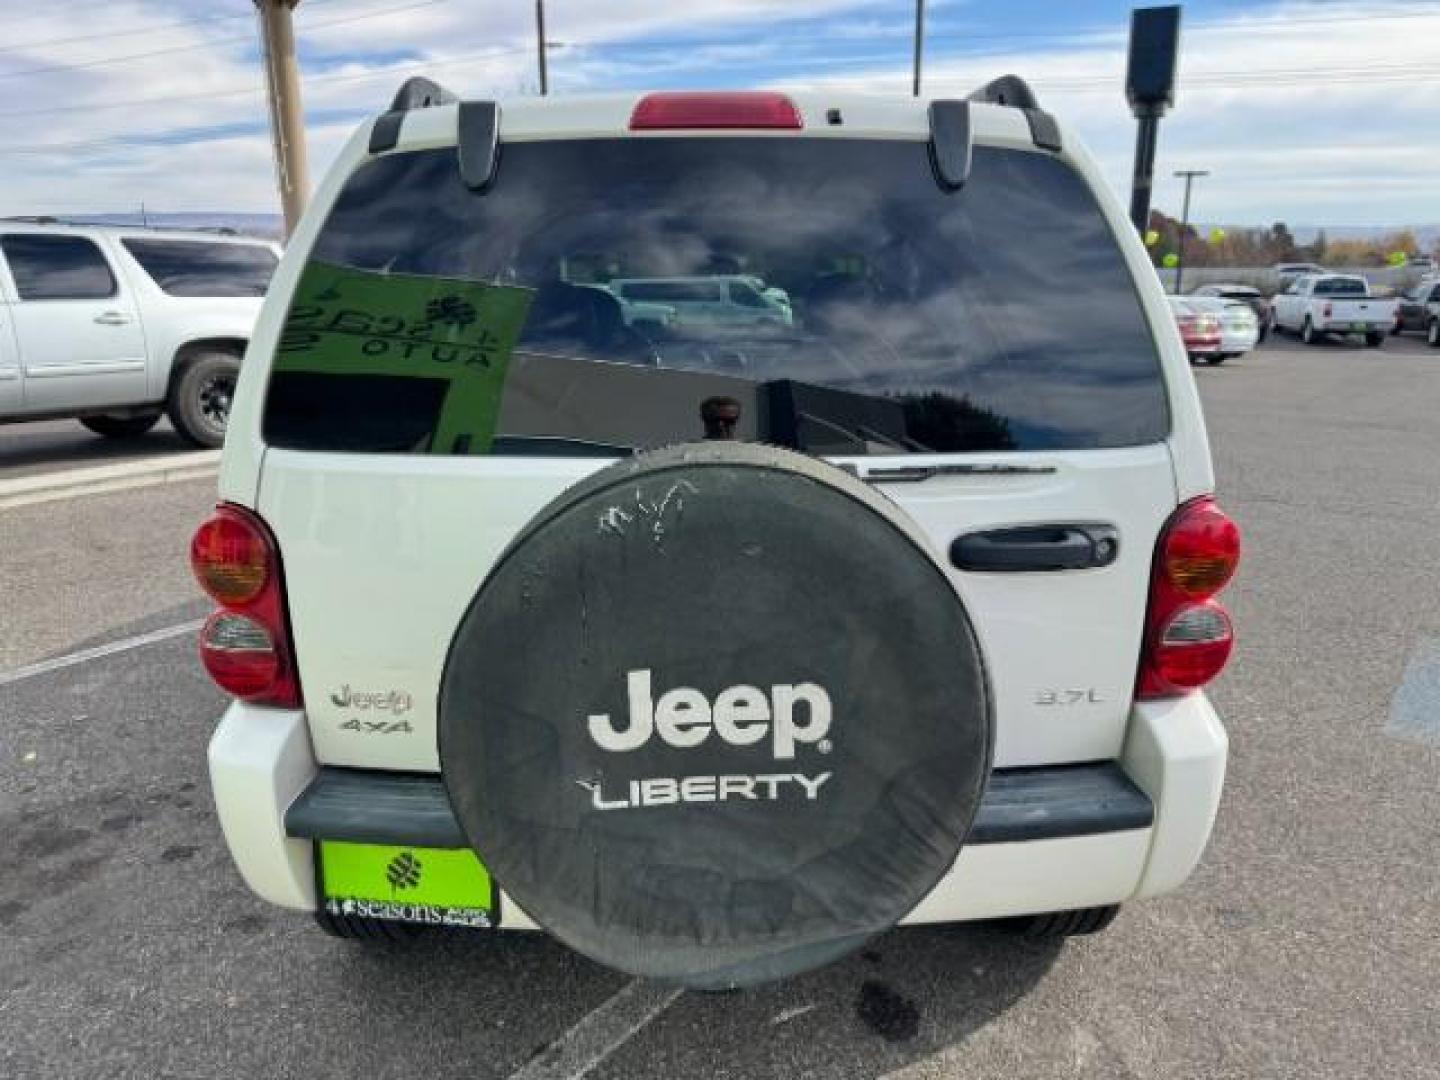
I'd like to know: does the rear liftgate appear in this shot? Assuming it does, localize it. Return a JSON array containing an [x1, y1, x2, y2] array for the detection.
[[438, 444, 994, 989]]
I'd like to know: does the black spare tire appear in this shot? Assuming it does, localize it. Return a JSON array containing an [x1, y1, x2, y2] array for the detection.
[[439, 443, 992, 987]]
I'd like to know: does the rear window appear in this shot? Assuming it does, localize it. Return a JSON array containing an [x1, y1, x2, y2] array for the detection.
[[1313, 277, 1368, 297], [264, 138, 1168, 456], [122, 239, 277, 297]]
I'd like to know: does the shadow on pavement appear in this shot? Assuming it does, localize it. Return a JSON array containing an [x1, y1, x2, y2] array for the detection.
[[0, 422, 193, 479]]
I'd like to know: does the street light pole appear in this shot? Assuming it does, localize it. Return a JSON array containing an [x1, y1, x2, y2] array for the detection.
[[535, 0, 549, 96], [911, 0, 925, 97], [254, 0, 309, 238], [1173, 168, 1209, 295]]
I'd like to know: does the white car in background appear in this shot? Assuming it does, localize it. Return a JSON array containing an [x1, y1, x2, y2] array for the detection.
[[0, 221, 280, 446], [610, 275, 794, 329], [1187, 295, 1259, 362], [1191, 283, 1268, 342]]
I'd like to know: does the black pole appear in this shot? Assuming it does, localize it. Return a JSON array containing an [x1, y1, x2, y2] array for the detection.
[[536, 0, 549, 96], [1128, 108, 1160, 234], [1125, 6, 1182, 235], [912, 0, 925, 97]]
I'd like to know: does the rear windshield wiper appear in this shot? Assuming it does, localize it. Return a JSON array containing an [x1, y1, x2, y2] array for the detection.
[[851, 462, 1057, 483]]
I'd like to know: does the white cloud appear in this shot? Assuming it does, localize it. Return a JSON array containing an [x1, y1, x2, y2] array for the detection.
[[0, 0, 1435, 228], [776, 0, 1440, 226]]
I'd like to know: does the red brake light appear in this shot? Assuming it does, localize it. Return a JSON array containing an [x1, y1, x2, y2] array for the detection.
[[191, 507, 269, 605], [1160, 497, 1240, 597], [190, 504, 301, 707], [1138, 497, 1241, 699], [630, 92, 803, 130]]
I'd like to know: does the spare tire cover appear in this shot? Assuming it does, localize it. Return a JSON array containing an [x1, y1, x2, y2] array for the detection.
[[440, 442, 991, 987]]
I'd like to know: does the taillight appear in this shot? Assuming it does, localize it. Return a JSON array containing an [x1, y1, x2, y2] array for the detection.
[[630, 92, 803, 130], [1323, 303, 1333, 318], [1138, 496, 1241, 699], [190, 504, 301, 707]]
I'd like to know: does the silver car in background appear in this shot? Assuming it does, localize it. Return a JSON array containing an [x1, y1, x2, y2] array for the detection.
[[1187, 295, 1259, 363]]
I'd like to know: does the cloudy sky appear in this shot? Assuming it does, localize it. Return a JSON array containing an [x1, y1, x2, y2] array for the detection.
[[1, 0, 1436, 228]]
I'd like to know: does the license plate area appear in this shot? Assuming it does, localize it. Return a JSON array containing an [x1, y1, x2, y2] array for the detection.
[[317, 840, 497, 928]]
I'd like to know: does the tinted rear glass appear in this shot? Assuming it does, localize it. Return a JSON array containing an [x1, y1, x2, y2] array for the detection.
[[1, 234, 116, 300], [264, 138, 1167, 456], [122, 239, 277, 297], [1314, 278, 1367, 296]]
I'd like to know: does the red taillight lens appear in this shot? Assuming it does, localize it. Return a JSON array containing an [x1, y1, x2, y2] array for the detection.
[[191, 508, 269, 605], [630, 92, 803, 130], [1138, 497, 1241, 699], [190, 504, 301, 707], [1160, 497, 1240, 597]]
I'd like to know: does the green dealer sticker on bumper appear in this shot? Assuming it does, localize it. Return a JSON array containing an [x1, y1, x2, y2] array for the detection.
[[319, 841, 496, 928]]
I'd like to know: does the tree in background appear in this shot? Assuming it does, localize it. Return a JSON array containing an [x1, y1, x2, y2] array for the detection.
[[1144, 214, 1430, 268]]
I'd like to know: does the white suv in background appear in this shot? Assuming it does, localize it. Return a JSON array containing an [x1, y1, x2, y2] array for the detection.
[[198, 82, 1238, 990], [0, 221, 280, 447]]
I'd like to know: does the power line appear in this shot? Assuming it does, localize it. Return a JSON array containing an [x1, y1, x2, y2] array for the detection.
[[0, 47, 535, 157], [0, 0, 449, 81], [0, 50, 1432, 137], [0, 0, 341, 55], [0, 44, 533, 122], [574, 5, 1440, 54], [4, 58, 1437, 159]]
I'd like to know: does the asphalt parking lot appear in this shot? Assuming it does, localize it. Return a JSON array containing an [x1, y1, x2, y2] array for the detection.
[[0, 417, 197, 481], [2, 333, 1438, 1078]]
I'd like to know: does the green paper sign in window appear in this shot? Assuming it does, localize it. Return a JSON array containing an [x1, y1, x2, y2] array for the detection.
[[274, 260, 533, 454]]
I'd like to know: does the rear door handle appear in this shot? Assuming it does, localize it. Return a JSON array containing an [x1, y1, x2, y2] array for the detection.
[[950, 523, 1119, 572], [94, 311, 132, 326]]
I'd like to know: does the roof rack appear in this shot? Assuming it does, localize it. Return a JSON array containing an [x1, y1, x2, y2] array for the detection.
[[370, 76, 499, 192], [966, 74, 1061, 153]]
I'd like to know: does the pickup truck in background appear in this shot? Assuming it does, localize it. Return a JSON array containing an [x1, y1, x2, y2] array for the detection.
[[1268, 273, 1398, 347], [0, 221, 280, 446]]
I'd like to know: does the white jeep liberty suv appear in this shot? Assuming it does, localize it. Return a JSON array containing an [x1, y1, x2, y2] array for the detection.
[[195, 80, 1239, 989]]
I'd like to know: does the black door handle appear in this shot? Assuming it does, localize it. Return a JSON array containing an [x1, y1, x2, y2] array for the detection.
[[950, 524, 1119, 572]]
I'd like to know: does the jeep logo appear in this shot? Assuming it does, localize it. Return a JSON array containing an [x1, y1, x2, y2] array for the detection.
[[587, 669, 833, 760]]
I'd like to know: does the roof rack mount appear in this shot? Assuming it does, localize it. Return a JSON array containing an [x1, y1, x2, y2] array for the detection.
[[965, 74, 1062, 154], [370, 77, 499, 193]]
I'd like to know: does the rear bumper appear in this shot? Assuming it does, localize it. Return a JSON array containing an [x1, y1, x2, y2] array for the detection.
[[209, 694, 1226, 925]]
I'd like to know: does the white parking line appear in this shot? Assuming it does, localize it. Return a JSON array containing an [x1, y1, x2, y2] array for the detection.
[[507, 980, 684, 1080], [0, 620, 202, 688]]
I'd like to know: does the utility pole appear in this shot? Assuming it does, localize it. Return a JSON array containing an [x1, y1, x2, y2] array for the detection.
[[255, 0, 310, 238], [535, 0, 549, 96], [1173, 168, 1208, 295], [911, 0, 925, 97]]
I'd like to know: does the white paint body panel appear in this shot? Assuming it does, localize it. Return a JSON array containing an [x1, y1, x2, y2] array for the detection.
[[208, 703, 317, 911], [208, 691, 1227, 924]]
